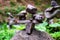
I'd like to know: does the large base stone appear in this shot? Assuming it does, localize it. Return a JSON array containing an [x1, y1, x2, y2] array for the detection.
[[11, 30, 54, 40]]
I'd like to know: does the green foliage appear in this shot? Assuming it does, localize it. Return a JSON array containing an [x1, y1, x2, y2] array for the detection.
[[0, 23, 15, 40], [1, 23, 8, 31], [10, 1, 16, 7], [4, 6, 25, 14], [44, 4, 51, 8], [0, 10, 3, 14], [46, 22, 60, 40], [4, 7, 10, 13], [49, 23, 60, 27], [51, 32, 60, 40], [13, 24, 26, 30], [35, 22, 48, 31], [11, 6, 25, 14], [34, 0, 41, 6], [0, 30, 15, 40]]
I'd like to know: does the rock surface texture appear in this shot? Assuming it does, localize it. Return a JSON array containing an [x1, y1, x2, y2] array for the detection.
[[11, 30, 54, 40]]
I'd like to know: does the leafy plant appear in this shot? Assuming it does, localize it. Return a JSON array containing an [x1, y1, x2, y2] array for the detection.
[[10, 6, 25, 14], [13, 24, 26, 30], [0, 10, 3, 14], [10, 1, 16, 7], [49, 23, 60, 27], [35, 22, 48, 31], [0, 29, 15, 40], [4, 7, 10, 13], [0, 23, 15, 40], [51, 32, 60, 40]]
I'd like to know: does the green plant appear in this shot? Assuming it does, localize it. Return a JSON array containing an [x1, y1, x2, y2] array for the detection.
[[0, 10, 3, 14], [0, 29, 15, 40], [0, 23, 15, 40], [10, 1, 16, 7], [51, 32, 60, 40], [13, 24, 26, 30], [35, 22, 48, 31], [46, 22, 60, 40], [16, 6, 26, 13], [10, 6, 25, 14], [4, 5, 26, 14], [4, 7, 10, 13]]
